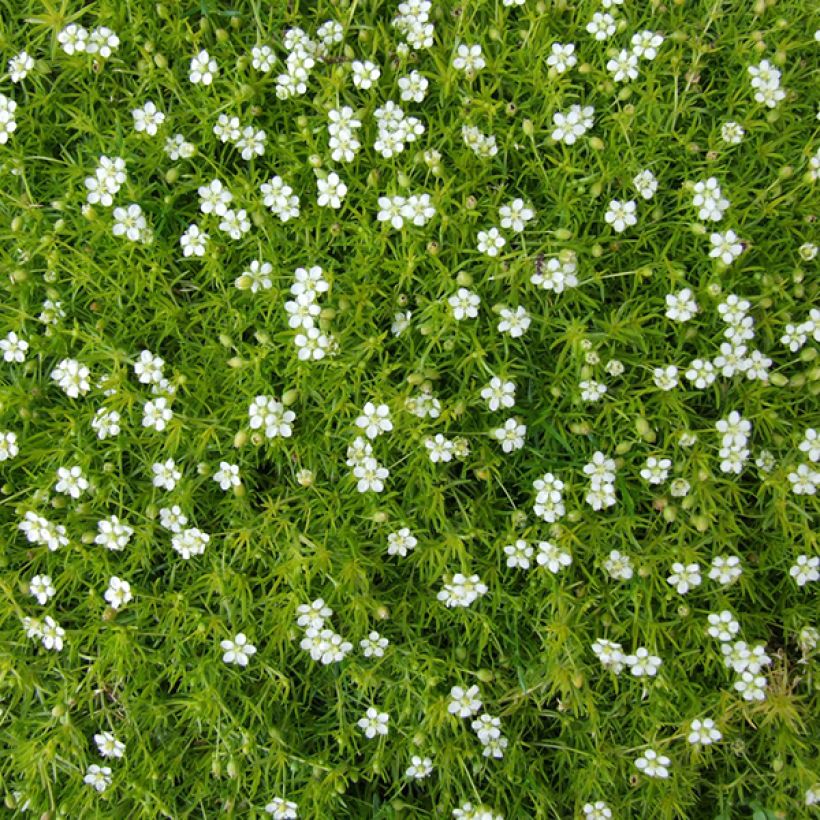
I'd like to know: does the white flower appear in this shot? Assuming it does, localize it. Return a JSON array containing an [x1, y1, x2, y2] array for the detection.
[[448, 288, 480, 320], [734, 671, 767, 701], [667, 562, 702, 594], [582, 802, 613, 820], [29, 574, 56, 605], [316, 172, 347, 208], [606, 49, 639, 83], [504, 539, 533, 569], [709, 555, 742, 585], [357, 707, 389, 738], [171, 527, 209, 559], [799, 429, 820, 463], [586, 12, 616, 41], [95, 516, 134, 551], [477, 227, 506, 257], [142, 397, 173, 432], [604, 550, 633, 581], [452, 43, 485, 73], [40, 615, 65, 651], [579, 379, 607, 402], [635, 749, 670, 779], [721, 122, 745, 144], [0, 331, 28, 362], [665, 288, 699, 321], [84, 764, 112, 792], [788, 464, 819, 495], [55, 466, 89, 499], [353, 457, 388, 492], [633, 169, 658, 200], [497, 306, 531, 337], [499, 198, 535, 232], [390, 310, 412, 336], [94, 731, 125, 759], [58, 24, 89, 55], [437, 573, 487, 608], [481, 377, 515, 411], [604, 199, 637, 232], [198, 179, 233, 216], [219, 208, 251, 239], [104, 576, 133, 610], [0, 430, 19, 460], [360, 631, 388, 658], [352, 59, 381, 89], [685, 359, 716, 389], [448, 685, 482, 717], [8, 50, 35, 82], [220, 633, 256, 666], [398, 70, 428, 102], [189, 49, 218, 85], [536, 541, 572, 573], [296, 598, 333, 630], [180, 224, 208, 257], [355, 402, 393, 439], [213, 462, 241, 490], [387, 528, 417, 557], [493, 418, 526, 453], [425, 434, 454, 463], [546, 42, 576, 73], [152, 458, 181, 491], [131, 101, 165, 135], [790, 555, 819, 586], [648, 372, 674, 400], [631, 30, 664, 60], [265, 797, 298, 818], [640, 456, 671, 485], [710, 230, 744, 265], [592, 638, 625, 674], [406, 755, 433, 779], [707, 610, 740, 642], [235, 126, 267, 160], [87, 27, 120, 58], [625, 647, 662, 677]]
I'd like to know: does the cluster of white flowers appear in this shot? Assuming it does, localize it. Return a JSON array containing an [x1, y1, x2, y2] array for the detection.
[[781, 307, 820, 353], [715, 411, 751, 474], [551, 104, 594, 145], [58, 23, 120, 58], [531, 252, 578, 294], [23, 614, 65, 652], [583, 451, 617, 511], [171, 527, 210, 560], [462, 124, 498, 159], [391, 0, 434, 52], [692, 176, 730, 221], [297, 598, 354, 665], [377, 192, 436, 229], [437, 573, 488, 608], [51, 358, 91, 397], [748, 59, 786, 109], [327, 105, 361, 163], [373, 100, 424, 159], [532, 472, 565, 523], [19, 511, 69, 551], [260, 175, 300, 223], [84, 156, 127, 208], [0, 94, 17, 145]]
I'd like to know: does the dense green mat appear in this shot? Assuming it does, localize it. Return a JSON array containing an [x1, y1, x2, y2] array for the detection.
[[0, 0, 818, 817]]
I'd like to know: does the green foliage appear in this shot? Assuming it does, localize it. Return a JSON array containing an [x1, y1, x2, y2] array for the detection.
[[0, 0, 818, 818]]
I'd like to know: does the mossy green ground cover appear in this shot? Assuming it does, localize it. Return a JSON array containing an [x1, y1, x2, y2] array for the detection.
[[0, 0, 818, 817]]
